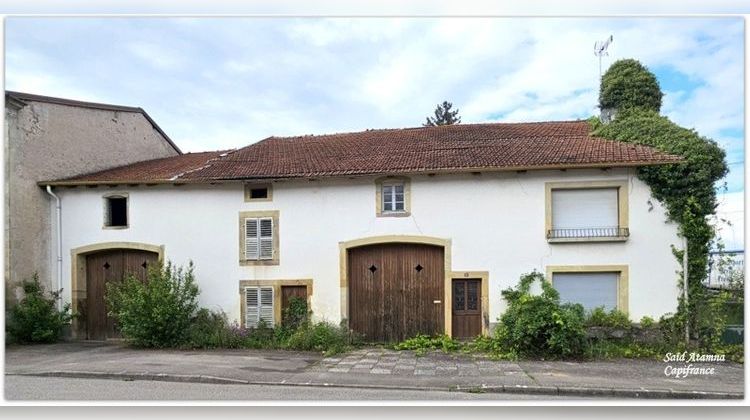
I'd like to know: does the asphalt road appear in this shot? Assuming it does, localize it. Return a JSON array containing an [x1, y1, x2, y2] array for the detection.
[[4, 376, 579, 401]]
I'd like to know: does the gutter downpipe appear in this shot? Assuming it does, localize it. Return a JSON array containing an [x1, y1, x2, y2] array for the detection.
[[45, 185, 63, 310]]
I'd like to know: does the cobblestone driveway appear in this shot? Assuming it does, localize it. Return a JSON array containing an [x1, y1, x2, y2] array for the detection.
[[310, 347, 526, 378]]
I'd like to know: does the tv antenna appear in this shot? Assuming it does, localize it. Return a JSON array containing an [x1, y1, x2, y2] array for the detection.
[[594, 35, 614, 78]]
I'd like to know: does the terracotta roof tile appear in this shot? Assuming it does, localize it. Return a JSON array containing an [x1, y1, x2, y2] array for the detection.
[[42, 120, 682, 185]]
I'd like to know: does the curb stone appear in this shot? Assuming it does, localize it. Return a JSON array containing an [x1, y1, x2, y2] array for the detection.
[[9, 371, 744, 399], [454, 384, 743, 400]]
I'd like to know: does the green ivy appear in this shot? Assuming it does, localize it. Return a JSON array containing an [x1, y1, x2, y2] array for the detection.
[[591, 104, 728, 346], [599, 59, 663, 112]]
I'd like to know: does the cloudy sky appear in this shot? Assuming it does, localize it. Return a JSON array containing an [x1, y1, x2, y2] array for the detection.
[[4, 17, 745, 247]]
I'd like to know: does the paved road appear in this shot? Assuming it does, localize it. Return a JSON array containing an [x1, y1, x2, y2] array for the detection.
[[4, 376, 579, 401]]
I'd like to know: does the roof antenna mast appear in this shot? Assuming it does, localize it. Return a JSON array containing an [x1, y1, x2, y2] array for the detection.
[[594, 35, 614, 80]]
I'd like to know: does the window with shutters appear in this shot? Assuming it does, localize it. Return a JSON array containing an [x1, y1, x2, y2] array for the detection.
[[245, 286, 274, 328], [239, 210, 279, 265], [545, 181, 629, 243], [547, 265, 629, 313], [375, 176, 411, 217]]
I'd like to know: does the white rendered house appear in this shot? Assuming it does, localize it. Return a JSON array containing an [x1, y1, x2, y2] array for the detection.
[[40, 120, 683, 341]]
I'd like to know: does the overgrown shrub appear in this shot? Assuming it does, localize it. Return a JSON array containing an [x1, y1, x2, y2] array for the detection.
[[187, 309, 247, 349], [599, 58, 663, 113], [586, 307, 632, 330], [393, 334, 461, 356], [285, 320, 358, 355], [106, 261, 199, 348], [639, 316, 656, 328], [282, 296, 309, 330], [497, 271, 588, 359], [6, 274, 72, 344]]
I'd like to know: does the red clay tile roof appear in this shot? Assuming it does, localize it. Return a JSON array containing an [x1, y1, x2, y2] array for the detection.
[[47, 151, 229, 184], [42, 120, 682, 185]]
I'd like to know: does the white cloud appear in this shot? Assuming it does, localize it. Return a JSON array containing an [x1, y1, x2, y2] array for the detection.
[[714, 191, 745, 250]]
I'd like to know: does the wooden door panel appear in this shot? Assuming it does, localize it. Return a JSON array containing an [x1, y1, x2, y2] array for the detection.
[[85, 249, 158, 340], [452, 279, 482, 339], [348, 243, 444, 342]]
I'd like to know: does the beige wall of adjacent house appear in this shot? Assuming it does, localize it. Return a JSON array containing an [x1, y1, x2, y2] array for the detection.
[[55, 167, 682, 328], [4, 100, 179, 304]]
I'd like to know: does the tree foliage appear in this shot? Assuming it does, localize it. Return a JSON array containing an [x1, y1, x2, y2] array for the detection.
[[106, 261, 200, 347], [592, 100, 728, 344], [424, 101, 461, 126], [599, 59, 663, 113], [496, 271, 588, 359], [6, 274, 72, 344]]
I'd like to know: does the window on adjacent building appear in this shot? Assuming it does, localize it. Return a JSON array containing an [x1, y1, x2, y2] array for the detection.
[[104, 195, 128, 228], [552, 272, 619, 312], [382, 182, 405, 213], [244, 217, 274, 260], [549, 187, 626, 240], [245, 286, 274, 328]]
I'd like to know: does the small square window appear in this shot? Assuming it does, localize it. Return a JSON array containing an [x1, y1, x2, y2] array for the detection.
[[250, 187, 268, 199], [105, 196, 128, 227], [244, 184, 273, 201]]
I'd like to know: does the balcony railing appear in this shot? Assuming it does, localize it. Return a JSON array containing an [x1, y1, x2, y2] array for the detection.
[[547, 227, 630, 240]]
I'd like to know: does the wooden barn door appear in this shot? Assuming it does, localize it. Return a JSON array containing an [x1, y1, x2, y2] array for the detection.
[[451, 279, 482, 339], [348, 243, 444, 342], [85, 249, 158, 340]]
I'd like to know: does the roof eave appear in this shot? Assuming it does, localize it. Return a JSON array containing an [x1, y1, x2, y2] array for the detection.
[[38, 159, 682, 187]]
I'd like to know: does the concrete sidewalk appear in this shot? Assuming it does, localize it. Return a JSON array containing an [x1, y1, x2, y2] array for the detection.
[[4, 342, 744, 399]]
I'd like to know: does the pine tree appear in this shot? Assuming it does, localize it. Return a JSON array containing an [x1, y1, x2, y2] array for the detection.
[[423, 101, 461, 127]]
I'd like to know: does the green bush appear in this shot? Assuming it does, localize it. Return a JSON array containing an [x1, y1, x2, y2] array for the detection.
[[497, 271, 588, 359], [586, 307, 632, 329], [639, 316, 656, 328], [6, 274, 72, 344], [599, 58, 663, 113], [285, 320, 358, 355], [394, 334, 461, 355], [187, 309, 247, 349], [282, 296, 309, 329], [106, 261, 199, 348]]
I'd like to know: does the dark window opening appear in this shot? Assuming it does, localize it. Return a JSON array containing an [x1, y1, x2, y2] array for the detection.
[[250, 187, 269, 199], [106, 197, 128, 227]]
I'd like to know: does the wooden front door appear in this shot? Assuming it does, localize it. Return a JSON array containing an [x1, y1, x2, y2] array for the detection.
[[451, 279, 482, 339], [348, 243, 444, 342], [281, 285, 308, 326], [85, 249, 158, 340]]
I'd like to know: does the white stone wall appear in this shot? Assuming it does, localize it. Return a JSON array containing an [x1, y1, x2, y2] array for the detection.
[[56, 167, 682, 325]]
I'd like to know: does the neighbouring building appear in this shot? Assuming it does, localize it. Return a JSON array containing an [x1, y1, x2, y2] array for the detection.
[[4, 91, 181, 305], [40, 120, 684, 342]]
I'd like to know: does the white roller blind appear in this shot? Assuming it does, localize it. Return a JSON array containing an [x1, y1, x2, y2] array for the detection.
[[552, 188, 618, 229], [245, 287, 274, 327], [553, 272, 618, 311]]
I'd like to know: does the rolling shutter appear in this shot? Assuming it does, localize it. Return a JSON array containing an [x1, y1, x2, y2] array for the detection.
[[553, 272, 618, 311], [245, 286, 274, 327], [552, 188, 618, 229]]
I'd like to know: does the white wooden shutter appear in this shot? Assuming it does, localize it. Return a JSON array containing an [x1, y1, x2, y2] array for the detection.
[[245, 287, 259, 327], [552, 188, 618, 229], [259, 287, 274, 327], [259, 218, 273, 260], [553, 272, 619, 311], [245, 218, 259, 260]]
